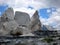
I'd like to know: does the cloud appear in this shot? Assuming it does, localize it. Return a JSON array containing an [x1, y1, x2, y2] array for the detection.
[[0, 0, 47, 9], [0, 0, 60, 30], [0, 0, 48, 18], [0, 0, 60, 12], [40, 17, 48, 25], [46, 0, 60, 8], [14, 7, 35, 18], [34, 0, 60, 8], [40, 8, 60, 30]]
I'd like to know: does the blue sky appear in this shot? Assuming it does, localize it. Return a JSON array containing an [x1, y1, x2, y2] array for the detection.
[[0, 5, 56, 19], [0, 5, 8, 16], [39, 7, 56, 19]]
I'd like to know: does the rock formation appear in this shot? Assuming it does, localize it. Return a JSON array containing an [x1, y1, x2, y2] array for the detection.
[[1, 7, 14, 22], [43, 25, 54, 30], [41, 25, 48, 30], [0, 7, 15, 36], [3, 20, 19, 31], [14, 11, 31, 35], [14, 11, 30, 26], [0, 7, 42, 36], [29, 11, 41, 32]]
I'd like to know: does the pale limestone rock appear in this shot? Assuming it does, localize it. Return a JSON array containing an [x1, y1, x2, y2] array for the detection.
[[21, 26, 31, 34], [0, 8, 42, 36], [1, 7, 14, 22], [0, 28, 10, 36], [13, 11, 31, 35], [29, 11, 41, 31], [14, 11, 30, 26], [3, 20, 19, 31], [11, 26, 31, 35], [0, 7, 17, 36], [21, 33, 34, 36]]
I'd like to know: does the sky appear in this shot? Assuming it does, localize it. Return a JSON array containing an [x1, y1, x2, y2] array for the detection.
[[0, 0, 60, 30], [0, 5, 8, 16]]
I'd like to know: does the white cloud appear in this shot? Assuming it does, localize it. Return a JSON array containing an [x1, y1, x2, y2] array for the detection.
[[0, 12, 1, 14], [40, 17, 48, 25], [14, 7, 35, 18], [0, 0, 48, 19], [0, 0, 60, 11], [0, 0, 47, 9], [40, 8, 60, 30], [12, 0, 47, 9], [47, 0, 60, 8], [8, 0, 48, 18], [47, 9, 51, 13]]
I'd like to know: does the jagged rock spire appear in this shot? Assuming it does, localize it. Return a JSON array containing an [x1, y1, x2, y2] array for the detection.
[[32, 10, 39, 19], [1, 7, 14, 22], [29, 10, 41, 31], [0, 7, 18, 36]]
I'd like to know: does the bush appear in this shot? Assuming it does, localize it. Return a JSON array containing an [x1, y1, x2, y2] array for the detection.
[[42, 37, 54, 43]]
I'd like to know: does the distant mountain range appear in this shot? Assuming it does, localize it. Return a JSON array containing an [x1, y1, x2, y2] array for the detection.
[[41, 25, 48, 30], [41, 25, 55, 30]]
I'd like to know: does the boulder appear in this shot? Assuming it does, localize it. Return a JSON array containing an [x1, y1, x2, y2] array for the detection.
[[0, 27, 10, 36], [3, 20, 19, 31], [10, 25, 31, 36]]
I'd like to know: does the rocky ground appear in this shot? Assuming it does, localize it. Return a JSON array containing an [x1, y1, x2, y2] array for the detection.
[[0, 36, 60, 45]]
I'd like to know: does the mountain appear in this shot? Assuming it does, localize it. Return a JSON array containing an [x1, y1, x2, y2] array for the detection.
[[41, 25, 48, 30], [14, 11, 30, 26], [41, 25, 54, 30], [29, 11, 41, 31]]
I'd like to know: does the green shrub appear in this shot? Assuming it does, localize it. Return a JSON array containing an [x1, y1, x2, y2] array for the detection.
[[42, 37, 54, 43]]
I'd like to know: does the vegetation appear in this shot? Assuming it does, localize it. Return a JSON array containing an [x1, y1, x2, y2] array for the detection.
[[42, 37, 54, 43]]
